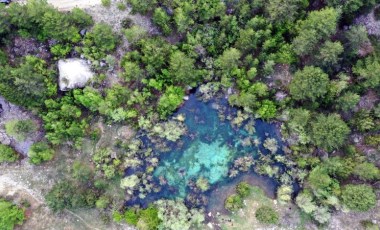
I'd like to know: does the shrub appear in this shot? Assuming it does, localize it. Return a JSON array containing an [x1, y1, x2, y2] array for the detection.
[[0, 199, 25, 230], [224, 194, 243, 211], [0, 144, 18, 163], [236, 182, 251, 198], [28, 142, 54, 164], [255, 206, 279, 224], [5, 119, 37, 141], [101, 0, 111, 7], [353, 162, 379, 181], [341, 184, 376, 211], [117, 2, 126, 11]]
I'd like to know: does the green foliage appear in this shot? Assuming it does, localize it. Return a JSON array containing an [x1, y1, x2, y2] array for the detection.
[[317, 41, 344, 66], [310, 113, 350, 152], [46, 180, 97, 212], [293, 7, 340, 56], [127, 0, 157, 14], [336, 92, 360, 112], [255, 206, 279, 224], [236, 182, 251, 198], [326, 0, 375, 16], [341, 184, 376, 211], [158, 86, 185, 118], [5, 119, 37, 141], [82, 23, 118, 60], [224, 194, 243, 211], [0, 144, 18, 163], [74, 87, 103, 112], [345, 25, 370, 55], [365, 134, 380, 147], [169, 51, 198, 86], [350, 110, 375, 132], [124, 209, 139, 225], [353, 55, 380, 88], [50, 44, 71, 58], [216, 48, 241, 77], [307, 166, 339, 195], [265, 0, 308, 23], [42, 96, 87, 146], [289, 66, 330, 102], [0, 199, 25, 230], [138, 206, 161, 230], [155, 199, 204, 230], [296, 191, 317, 214], [29, 141, 54, 164], [95, 196, 110, 209], [94, 148, 122, 179], [353, 162, 380, 181], [153, 8, 172, 35], [101, 0, 111, 7], [0, 56, 56, 108], [324, 157, 354, 180], [124, 25, 147, 44], [257, 100, 277, 120]]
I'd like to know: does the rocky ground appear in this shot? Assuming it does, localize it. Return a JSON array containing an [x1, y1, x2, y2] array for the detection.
[[0, 96, 43, 156]]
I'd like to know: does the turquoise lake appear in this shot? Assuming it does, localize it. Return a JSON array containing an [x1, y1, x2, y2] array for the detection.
[[151, 93, 284, 198]]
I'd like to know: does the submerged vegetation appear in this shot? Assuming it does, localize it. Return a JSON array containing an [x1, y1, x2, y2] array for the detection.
[[0, 0, 379, 229]]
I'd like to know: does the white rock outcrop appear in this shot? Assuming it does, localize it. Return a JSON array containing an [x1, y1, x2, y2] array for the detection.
[[58, 59, 94, 91]]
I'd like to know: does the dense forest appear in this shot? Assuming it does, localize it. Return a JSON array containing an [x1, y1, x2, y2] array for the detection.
[[0, 0, 379, 229]]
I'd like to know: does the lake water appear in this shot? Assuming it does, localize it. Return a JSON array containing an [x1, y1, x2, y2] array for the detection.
[[148, 93, 284, 201]]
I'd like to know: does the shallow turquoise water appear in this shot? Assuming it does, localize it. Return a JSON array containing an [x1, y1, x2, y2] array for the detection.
[[151, 93, 284, 199]]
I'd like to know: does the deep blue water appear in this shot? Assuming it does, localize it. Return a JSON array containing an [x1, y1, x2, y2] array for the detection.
[[128, 93, 285, 207]]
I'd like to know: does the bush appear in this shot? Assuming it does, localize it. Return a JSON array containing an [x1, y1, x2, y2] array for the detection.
[[236, 182, 251, 198], [0, 144, 18, 163], [224, 194, 243, 211], [101, 0, 111, 7], [28, 142, 54, 164], [341, 184, 376, 211], [255, 206, 279, 224], [0, 199, 25, 230], [5, 119, 37, 141]]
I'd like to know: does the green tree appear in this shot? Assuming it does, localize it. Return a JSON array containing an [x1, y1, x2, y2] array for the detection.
[[29, 141, 55, 164], [265, 0, 308, 23], [257, 100, 277, 120], [5, 119, 37, 141], [236, 182, 251, 198], [127, 0, 157, 14], [350, 110, 375, 132], [0, 199, 25, 230], [169, 51, 197, 86], [158, 86, 185, 118], [255, 206, 279, 224], [336, 92, 360, 112], [296, 191, 317, 214], [310, 113, 350, 152], [341, 184, 376, 211], [82, 23, 118, 60], [0, 144, 18, 163], [174, 6, 194, 33], [317, 41, 344, 66], [289, 66, 330, 102], [153, 8, 172, 35], [353, 162, 380, 181], [292, 8, 340, 56], [216, 48, 241, 76], [224, 194, 243, 211], [155, 199, 204, 230], [74, 87, 103, 112], [345, 25, 370, 55], [353, 55, 380, 88]]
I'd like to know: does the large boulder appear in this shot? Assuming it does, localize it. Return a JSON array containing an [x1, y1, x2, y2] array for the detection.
[[58, 59, 94, 91]]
